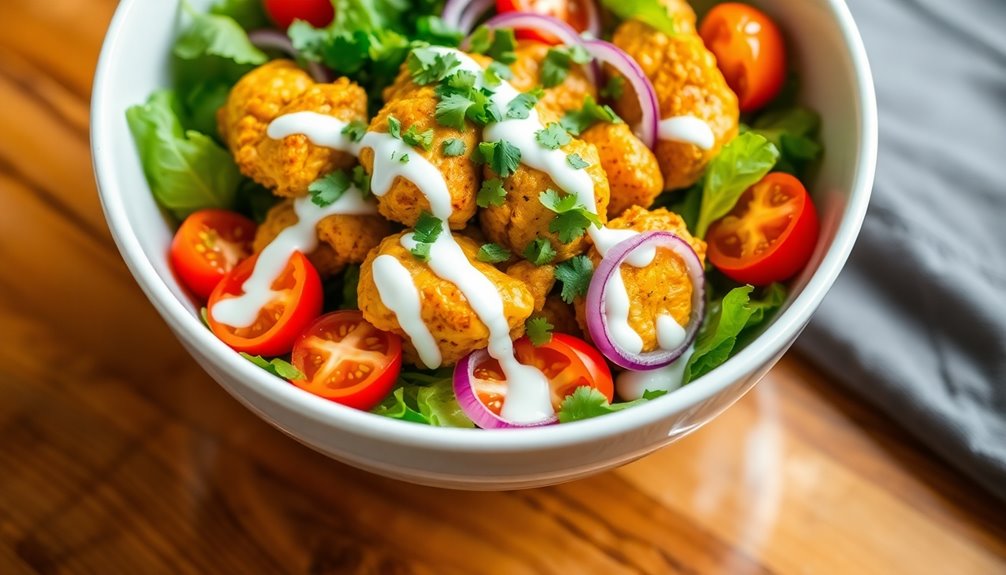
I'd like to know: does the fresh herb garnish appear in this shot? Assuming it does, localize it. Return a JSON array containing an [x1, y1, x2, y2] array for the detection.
[[566, 152, 590, 169], [541, 45, 592, 88], [341, 120, 367, 143], [477, 178, 507, 208], [601, 76, 625, 100], [308, 170, 351, 207], [535, 123, 572, 150], [558, 387, 667, 423], [525, 316, 554, 346], [540, 189, 602, 243], [399, 153, 410, 164], [476, 242, 512, 263], [407, 47, 461, 85], [694, 132, 779, 237], [560, 95, 623, 136], [387, 115, 402, 138], [441, 138, 466, 157], [410, 212, 443, 261], [478, 140, 522, 178], [523, 236, 557, 266], [554, 255, 594, 303], [239, 352, 305, 380], [351, 165, 371, 197], [402, 125, 434, 151], [506, 88, 544, 120], [484, 61, 514, 86]]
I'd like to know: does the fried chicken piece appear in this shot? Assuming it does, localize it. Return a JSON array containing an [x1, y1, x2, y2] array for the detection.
[[581, 122, 664, 218], [508, 41, 598, 120], [253, 199, 394, 278], [218, 60, 369, 197], [506, 261, 556, 311], [611, 21, 739, 190], [358, 232, 535, 367], [359, 87, 480, 230], [540, 294, 583, 338], [574, 206, 706, 351], [479, 138, 610, 263]]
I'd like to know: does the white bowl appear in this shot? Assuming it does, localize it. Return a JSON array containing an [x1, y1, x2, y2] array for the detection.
[[92, 0, 876, 489]]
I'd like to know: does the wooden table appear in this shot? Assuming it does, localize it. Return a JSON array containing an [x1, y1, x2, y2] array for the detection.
[[2, 1, 1005, 573]]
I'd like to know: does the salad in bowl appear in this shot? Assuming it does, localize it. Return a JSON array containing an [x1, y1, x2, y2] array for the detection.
[[124, 0, 825, 431]]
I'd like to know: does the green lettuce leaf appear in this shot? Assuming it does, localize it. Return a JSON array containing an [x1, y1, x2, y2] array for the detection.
[[683, 284, 787, 383], [209, 0, 269, 31], [749, 107, 823, 178], [598, 0, 678, 35], [694, 132, 779, 238], [125, 90, 240, 219], [370, 368, 475, 427], [372, 387, 429, 423]]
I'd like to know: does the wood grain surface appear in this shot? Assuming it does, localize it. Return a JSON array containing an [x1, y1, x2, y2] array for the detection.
[[2, 1, 1005, 573]]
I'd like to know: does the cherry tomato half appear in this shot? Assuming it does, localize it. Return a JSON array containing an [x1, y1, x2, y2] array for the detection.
[[264, 0, 335, 30], [707, 172, 819, 286], [170, 209, 255, 300], [290, 311, 403, 410], [472, 333, 614, 415], [207, 251, 323, 356], [699, 3, 787, 112], [495, 0, 593, 43]]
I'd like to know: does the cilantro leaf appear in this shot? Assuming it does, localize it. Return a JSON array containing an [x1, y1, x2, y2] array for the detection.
[[554, 255, 593, 303], [407, 47, 461, 85], [387, 115, 402, 138], [239, 352, 305, 380], [308, 170, 351, 207], [539, 188, 602, 243], [525, 316, 554, 346], [597, 0, 678, 36], [477, 178, 507, 208], [341, 120, 367, 143], [351, 165, 371, 197], [601, 75, 624, 100], [484, 61, 514, 86], [410, 212, 443, 261], [125, 90, 240, 219], [523, 237, 557, 265], [435, 92, 473, 130], [560, 95, 623, 136], [486, 27, 518, 64], [535, 123, 571, 150], [441, 138, 466, 157], [467, 26, 492, 54], [402, 125, 434, 151], [566, 153, 590, 169], [557, 386, 667, 423], [209, 0, 268, 30], [540, 45, 592, 88], [506, 88, 543, 120], [479, 140, 522, 178], [414, 15, 464, 47], [399, 153, 410, 164], [694, 132, 779, 238], [477, 242, 512, 263]]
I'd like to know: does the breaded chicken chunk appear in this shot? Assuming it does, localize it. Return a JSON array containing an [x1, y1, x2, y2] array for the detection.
[[612, 21, 739, 190], [357, 232, 535, 367], [575, 206, 706, 351], [359, 87, 480, 230], [479, 138, 610, 263], [581, 122, 664, 218], [253, 199, 394, 278], [218, 60, 369, 197], [540, 295, 583, 338], [509, 41, 598, 120], [506, 260, 555, 311]]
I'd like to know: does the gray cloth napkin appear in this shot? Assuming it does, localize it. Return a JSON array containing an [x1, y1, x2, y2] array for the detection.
[[795, 0, 1006, 500]]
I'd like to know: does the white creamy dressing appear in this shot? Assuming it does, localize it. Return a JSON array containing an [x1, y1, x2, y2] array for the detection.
[[210, 186, 376, 327], [372, 254, 441, 369], [658, 116, 715, 151], [616, 345, 695, 400], [238, 47, 691, 423]]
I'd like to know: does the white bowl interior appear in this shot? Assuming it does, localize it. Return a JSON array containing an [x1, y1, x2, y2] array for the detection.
[[92, 0, 875, 486]]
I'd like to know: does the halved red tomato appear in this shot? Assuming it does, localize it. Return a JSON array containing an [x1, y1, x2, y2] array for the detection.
[[264, 0, 334, 30], [471, 333, 614, 415], [707, 172, 819, 286], [207, 251, 323, 356], [290, 311, 403, 410], [699, 3, 787, 112], [170, 209, 255, 300], [495, 0, 594, 42]]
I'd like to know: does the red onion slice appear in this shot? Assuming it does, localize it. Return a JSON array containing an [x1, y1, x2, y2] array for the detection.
[[455, 0, 496, 34], [581, 39, 659, 149], [473, 13, 595, 84], [585, 231, 705, 370], [581, 0, 601, 38], [453, 349, 558, 429], [248, 29, 333, 83]]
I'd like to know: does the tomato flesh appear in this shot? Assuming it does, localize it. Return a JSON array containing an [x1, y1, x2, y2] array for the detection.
[[471, 333, 614, 415], [264, 0, 334, 29], [495, 0, 592, 43], [207, 251, 322, 356], [699, 3, 787, 112], [291, 311, 403, 410], [708, 172, 819, 286], [170, 209, 255, 300]]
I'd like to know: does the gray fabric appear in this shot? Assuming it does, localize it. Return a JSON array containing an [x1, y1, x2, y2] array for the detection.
[[796, 0, 1006, 499]]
